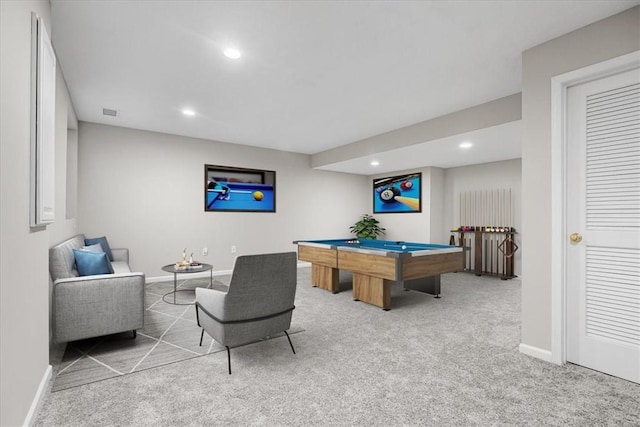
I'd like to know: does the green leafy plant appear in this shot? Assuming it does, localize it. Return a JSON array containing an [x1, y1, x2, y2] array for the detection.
[[349, 214, 386, 239]]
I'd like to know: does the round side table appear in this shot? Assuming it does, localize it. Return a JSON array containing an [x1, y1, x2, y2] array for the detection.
[[160, 263, 213, 305]]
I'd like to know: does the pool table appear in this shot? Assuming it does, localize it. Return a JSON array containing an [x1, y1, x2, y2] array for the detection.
[[294, 238, 463, 310]]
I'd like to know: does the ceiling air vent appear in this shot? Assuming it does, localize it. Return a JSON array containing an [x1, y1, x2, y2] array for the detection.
[[102, 108, 118, 117]]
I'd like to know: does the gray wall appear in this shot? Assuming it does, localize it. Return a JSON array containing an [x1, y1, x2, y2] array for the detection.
[[521, 6, 639, 352], [0, 1, 76, 425], [77, 123, 370, 278]]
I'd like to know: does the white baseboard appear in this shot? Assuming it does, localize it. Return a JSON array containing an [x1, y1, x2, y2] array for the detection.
[[24, 364, 52, 427], [519, 343, 552, 363]]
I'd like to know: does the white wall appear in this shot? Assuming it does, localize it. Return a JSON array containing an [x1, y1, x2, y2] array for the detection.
[[521, 6, 639, 352], [77, 123, 370, 278], [429, 167, 445, 244], [443, 159, 522, 276], [48, 70, 78, 244], [368, 167, 446, 244], [0, 1, 77, 425]]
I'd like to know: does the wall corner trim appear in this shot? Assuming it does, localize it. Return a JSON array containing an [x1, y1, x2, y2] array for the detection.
[[519, 343, 554, 364], [24, 364, 52, 427]]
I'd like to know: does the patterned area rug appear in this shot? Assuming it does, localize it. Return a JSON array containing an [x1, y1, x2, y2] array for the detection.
[[52, 278, 303, 391]]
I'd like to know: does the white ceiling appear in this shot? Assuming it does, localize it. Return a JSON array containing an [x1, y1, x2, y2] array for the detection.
[[316, 120, 522, 175], [50, 0, 638, 173]]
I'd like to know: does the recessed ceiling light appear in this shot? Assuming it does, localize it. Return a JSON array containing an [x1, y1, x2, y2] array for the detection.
[[459, 142, 473, 149], [182, 109, 196, 116], [370, 160, 380, 166], [223, 48, 241, 59]]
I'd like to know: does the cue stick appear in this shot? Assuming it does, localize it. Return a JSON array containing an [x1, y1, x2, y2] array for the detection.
[[502, 188, 506, 231], [461, 191, 464, 228], [509, 188, 512, 230], [496, 189, 499, 273], [498, 188, 502, 231], [491, 189, 498, 274], [499, 188, 502, 231], [497, 189, 499, 231], [474, 190, 480, 230], [466, 191, 469, 228], [486, 189, 489, 231], [462, 191, 464, 228], [481, 190, 487, 272], [504, 188, 507, 231], [208, 189, 254, 194], [487, 189, 494, 273], [482, 190, 485, 231], [394, 196, 420, 210], [468, 191, 471, 228], [484, 189, 487, 231], [463, 191, 466, 228], [480, 190, 483, 231]]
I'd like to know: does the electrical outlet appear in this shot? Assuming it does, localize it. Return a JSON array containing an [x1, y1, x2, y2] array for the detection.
[[202, 247, 208, 256], [231, 245, 236, 253]]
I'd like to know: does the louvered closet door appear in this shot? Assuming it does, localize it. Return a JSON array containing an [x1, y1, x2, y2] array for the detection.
[[566, 67, 640, 384]]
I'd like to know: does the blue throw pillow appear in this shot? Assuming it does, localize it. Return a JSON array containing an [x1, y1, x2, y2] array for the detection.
[[73, 249, 114, 276], [82, 243, 104, 253], [84, 236, 113, 261]]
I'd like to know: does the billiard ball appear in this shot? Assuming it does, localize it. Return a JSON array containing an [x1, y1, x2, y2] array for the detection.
[[375, 186, 385, 193], [400, 180, 413, 191], [379, 187, 400, 203], [401, 245, 407, 250], [253, 191, 264, 201]]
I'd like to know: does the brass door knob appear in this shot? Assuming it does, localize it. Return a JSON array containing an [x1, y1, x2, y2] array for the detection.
[[569, 233, 582, 243]]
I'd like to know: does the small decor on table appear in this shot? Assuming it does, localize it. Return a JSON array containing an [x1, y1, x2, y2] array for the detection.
[[175, 248, 204, 270]]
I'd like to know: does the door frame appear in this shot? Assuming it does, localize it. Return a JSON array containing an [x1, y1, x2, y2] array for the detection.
[[550, 50, 640, 365]]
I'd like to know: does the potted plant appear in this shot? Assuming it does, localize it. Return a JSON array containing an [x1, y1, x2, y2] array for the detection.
[[349, 214, 385, 239]]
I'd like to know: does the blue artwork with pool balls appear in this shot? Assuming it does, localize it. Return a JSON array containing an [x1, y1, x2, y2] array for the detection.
[[373, 172, 421, 213], [205, 165, 276, 212]]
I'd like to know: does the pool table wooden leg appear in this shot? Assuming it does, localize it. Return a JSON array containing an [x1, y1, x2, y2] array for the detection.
[[311, 264, 339, 293], [352, 273, 391, 310]]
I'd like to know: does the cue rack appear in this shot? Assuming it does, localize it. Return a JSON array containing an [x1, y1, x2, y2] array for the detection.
[[450, 188, 518, 280]]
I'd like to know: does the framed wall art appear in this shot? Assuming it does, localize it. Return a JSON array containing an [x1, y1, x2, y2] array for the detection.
[[373, 172, 421, 213], [204, 164, 276, 212]]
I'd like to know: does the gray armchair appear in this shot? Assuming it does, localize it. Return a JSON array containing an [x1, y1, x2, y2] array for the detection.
[[195, 252, 297, 374]]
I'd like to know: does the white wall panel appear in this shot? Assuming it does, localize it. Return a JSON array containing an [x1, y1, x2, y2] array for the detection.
[[77, 123, 370, 277]]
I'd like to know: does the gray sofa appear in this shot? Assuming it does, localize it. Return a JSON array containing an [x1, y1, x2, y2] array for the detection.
[[49, 234, 145, 343]]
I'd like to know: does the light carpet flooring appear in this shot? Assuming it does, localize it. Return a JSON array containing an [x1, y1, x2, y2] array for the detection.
[[52, 278, 303, 391], [36, 268, 639, 426]]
